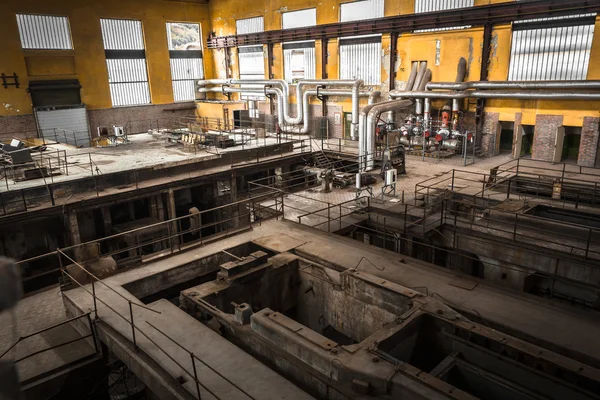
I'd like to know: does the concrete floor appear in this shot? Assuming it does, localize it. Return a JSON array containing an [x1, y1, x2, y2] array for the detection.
[[1, 131, 309, 192], [5, 214, 600, 396], [52, 220, 600, 395], [0, 288, 96, 383]]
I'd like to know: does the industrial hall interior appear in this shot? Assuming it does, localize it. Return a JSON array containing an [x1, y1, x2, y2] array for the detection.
[[2, 0, 600, 399]]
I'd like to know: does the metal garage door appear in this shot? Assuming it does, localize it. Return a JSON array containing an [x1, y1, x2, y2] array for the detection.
[[35, 106, 91, 147]]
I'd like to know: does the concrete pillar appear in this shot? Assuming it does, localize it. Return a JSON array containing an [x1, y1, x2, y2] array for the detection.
[[231, 172, 239, 229], [167, 189, 179, 249], [67, 210, 83, 261], [128, 201, 136, 221], [100, 207, 117, 254]]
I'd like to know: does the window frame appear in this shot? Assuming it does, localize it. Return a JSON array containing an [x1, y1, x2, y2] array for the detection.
[[282, 8, 317, 83], [166, 21, 205, 102], [16, 13, 73, 50], [100, 18, 151, 107]]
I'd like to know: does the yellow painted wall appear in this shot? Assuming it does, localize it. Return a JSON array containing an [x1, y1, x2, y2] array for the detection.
[[0, 0, 213, 117], [207, 0, 600, 127]]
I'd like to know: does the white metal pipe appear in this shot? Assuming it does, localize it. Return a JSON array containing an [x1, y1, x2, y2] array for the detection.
[[425, 80, 600, 91]]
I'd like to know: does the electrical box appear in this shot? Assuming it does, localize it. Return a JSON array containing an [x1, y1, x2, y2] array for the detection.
[[385, 169, 397, 186], [113, 126, 124, 136]]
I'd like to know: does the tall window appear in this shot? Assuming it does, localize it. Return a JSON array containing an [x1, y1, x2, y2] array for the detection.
[[100, 19, 151, 106], [339, 0, 383, 85], [282, 9, 316, 83], [167, 22, 204, 102], [414, 0, 474, 32], [508, 14, 596, 80], [236, 17, 265, 99], [16, 14, 73, 49]]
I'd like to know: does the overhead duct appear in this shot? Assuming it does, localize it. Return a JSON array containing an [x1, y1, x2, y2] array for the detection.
[[424, 80, 600, 91], [199, 86, 373, 135], [198, 78, 364, 129]]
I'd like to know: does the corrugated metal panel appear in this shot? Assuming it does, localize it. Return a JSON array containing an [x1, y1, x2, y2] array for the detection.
[[237, 17, 265, 98], [339, 0, 383, 85], [517, 13, 597, 24], [339, 40, 381, 85], [340, 0, 384, 22], [16, 14, 72, 50], [282, 9, 316, 83], [236, 17, 264, 35], [100, 19, 150, 106], [508, 24, 595, 81], [282, 8, 316, 29], [170, 58, 204, 102], [414, 0, 473, 32], [283, 46, 316, 83], [100, 19, 145, 50], [414, 0, 473, 13], [106, 59, 151, 106], [36, 107, 90, 147]]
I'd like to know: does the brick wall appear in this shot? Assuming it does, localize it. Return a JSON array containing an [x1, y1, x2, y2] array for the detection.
[[532, 115, 564, 162], [88, 103, 196, 135], [480, 112, 499, 157], [579, 117, 600, 167], [0, 114, 37, 141], [258, 101, 344, 138]]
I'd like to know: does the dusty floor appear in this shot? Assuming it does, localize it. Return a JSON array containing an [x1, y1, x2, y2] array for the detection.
[[1, 131, 309, 191]]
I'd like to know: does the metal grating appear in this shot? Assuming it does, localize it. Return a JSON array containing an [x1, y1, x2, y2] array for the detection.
[[167, 22, 204, 102], [100, 19, 150, 106], [16, 14, 72, 50], [414, 0, 473, 32], [508, 23, 595, 81], [283, 9, 316, 83]]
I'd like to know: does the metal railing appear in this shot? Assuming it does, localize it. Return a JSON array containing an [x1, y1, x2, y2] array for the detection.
[[0, 312, 99, 370], [51, 200, 276, 399], [16, 190, 284, 289]]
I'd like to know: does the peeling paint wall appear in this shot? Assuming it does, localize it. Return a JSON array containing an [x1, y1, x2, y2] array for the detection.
[[0, 0, 213, 134]]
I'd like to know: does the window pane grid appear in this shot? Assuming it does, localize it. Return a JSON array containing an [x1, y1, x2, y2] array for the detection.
[[101, 18, 150, 107], [508, 24, 595, 81], [16, 14, 72, 49], [166, 22, 204, 102], [414, 0, 474, 32]]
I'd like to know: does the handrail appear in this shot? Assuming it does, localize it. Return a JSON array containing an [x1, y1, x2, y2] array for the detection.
[[0, 312, 93, 360]]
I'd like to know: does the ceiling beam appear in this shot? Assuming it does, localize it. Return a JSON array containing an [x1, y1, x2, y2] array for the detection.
[[207, 0, 600, 49]]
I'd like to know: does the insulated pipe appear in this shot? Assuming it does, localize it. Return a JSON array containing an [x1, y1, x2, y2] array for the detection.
[[293, 80, 365, 140], [425, 80, 600, 91], [198, 78, 364, 127], [358, 62, 419, 169], [280, 89, 371, 134], [198, 86, 286, 120], [364, 70, 431, 170], [391, 90, 600, 100], [411, 62, 429, 92]]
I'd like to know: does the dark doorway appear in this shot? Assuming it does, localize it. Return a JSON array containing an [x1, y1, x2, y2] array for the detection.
[[499, 121, 514, 153], [561, 127, 581, 162]]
